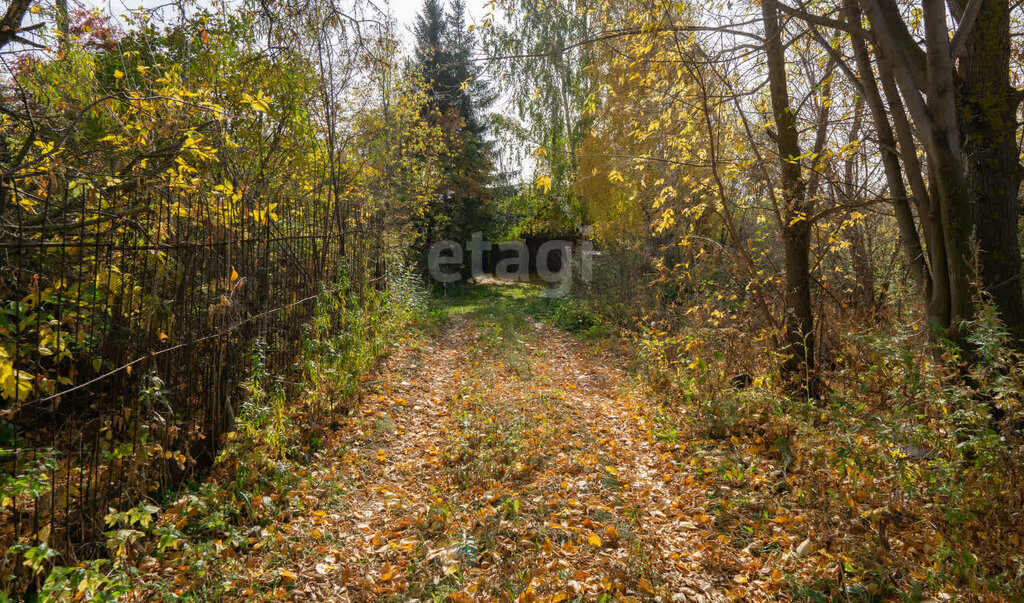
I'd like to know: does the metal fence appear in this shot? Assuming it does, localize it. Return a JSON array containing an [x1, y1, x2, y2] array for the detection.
[[0, 176, 366, 585]]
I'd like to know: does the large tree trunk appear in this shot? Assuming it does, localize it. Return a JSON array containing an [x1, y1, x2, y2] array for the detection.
[[762, 0, 815, 395], [958, 0, 1024, 337]]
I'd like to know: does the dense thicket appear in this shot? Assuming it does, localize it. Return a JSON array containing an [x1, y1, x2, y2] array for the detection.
[[4, 0, 1024, 597], [485, 0, 1024, 382]]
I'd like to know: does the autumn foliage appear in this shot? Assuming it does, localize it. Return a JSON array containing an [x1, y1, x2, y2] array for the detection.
[[3, 0, 1024, 599]]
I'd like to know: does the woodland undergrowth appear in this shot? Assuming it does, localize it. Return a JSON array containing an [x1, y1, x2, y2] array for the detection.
[[565, 272, 1024, 600]]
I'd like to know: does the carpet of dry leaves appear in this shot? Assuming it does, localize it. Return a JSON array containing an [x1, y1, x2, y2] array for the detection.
[[268, 313, 736, 601], [173, 275, 856, 603]]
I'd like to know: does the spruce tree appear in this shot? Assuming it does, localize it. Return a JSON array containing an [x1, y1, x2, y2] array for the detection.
[[413, 0, 494, 276]]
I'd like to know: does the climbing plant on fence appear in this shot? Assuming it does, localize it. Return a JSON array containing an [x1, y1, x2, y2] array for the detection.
[[0, 1, 446, 591]]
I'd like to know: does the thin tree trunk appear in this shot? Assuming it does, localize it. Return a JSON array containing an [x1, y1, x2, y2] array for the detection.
[[839, 98, 877, 311], [875, 54, 951, 328], [845, 0, 930, 297], [56, 0, 69, 56], [0, 1, 34, 52], [763, 0, 815, 395], [864, 0, 976, 334], [921, 0, 977, 334]]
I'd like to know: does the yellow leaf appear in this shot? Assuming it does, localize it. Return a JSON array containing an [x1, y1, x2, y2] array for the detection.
[[279, 570, 296, 584], [113, 69, 124, 79], [2, 369, 33, 401], [656, 208, 675, 234], [535, 175, 552, 194], [242, 90, 272, 113], [230, 267, 239, 283], [586, 532, 602, 547]]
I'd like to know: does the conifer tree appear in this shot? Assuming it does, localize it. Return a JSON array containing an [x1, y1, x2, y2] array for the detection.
[[413, 0, 494, 274]]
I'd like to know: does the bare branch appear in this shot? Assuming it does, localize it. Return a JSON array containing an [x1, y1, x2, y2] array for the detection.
[[949, 0, 983, 58], [0, 0, 33, 51]]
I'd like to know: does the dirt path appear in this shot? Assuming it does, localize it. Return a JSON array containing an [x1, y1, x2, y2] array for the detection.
[[276, 287, 741, 601]]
